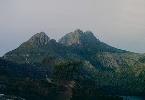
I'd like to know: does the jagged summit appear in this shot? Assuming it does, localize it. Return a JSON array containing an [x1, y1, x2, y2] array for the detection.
[[3, 30, 125, 64], [19, 32, 50, 48], [59, 29, 99, 46], [74, 29, 83, 34], [28, 32, 50, 46]]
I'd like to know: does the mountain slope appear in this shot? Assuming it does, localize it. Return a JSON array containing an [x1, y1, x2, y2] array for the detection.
[[59, 29, 99, 46], [21, 32, 50, 48], [3, 30, 126, 65], [59, 29, 125, 53], [0, 57, 52, 79], [2, 30, 145, 99], [3, 30, 143, 72], [3, 32, 69, 64], [59, 29, 128, 69]]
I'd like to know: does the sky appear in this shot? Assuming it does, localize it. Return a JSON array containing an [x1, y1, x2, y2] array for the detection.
[[0, 0, 145, 56]]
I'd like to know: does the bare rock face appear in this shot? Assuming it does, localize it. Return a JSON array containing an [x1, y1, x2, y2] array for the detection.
[[59, 29, 99, 46], [58, 29, 83, 46], [27, 32, 50, 47], [3, 32, 51, 64]]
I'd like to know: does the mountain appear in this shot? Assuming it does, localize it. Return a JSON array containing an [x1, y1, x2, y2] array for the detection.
[[59, 29, 98, 46], [3, 32, 67, 64], [2, 29, 145, 99], [59, 29, 127, 69], [3, 29, 125, 65], [3, 29, 143, 72], [59, 29, 124, 53], [21, 32, 50, 48]]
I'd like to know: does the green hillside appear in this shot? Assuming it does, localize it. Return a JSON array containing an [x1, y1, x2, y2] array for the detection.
[[2, 30, 145, 99]]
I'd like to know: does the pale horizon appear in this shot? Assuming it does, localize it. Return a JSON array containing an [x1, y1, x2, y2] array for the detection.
[[0, 0, 145, 56]]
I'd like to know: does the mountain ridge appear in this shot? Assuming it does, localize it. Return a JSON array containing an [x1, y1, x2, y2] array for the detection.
[[1, 29, 145, 99], [3, 29, 126, 64], [59, 29, 100, 46], [20, 32, 50, 48]]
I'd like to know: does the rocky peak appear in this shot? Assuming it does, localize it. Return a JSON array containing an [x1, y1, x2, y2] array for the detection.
[[59, 29, 99, 46], [74, 29, 83, 34], [27, 32, 50, 47]]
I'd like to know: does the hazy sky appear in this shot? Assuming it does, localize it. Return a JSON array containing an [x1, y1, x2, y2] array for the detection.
[[0, 0, 145, 56]]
